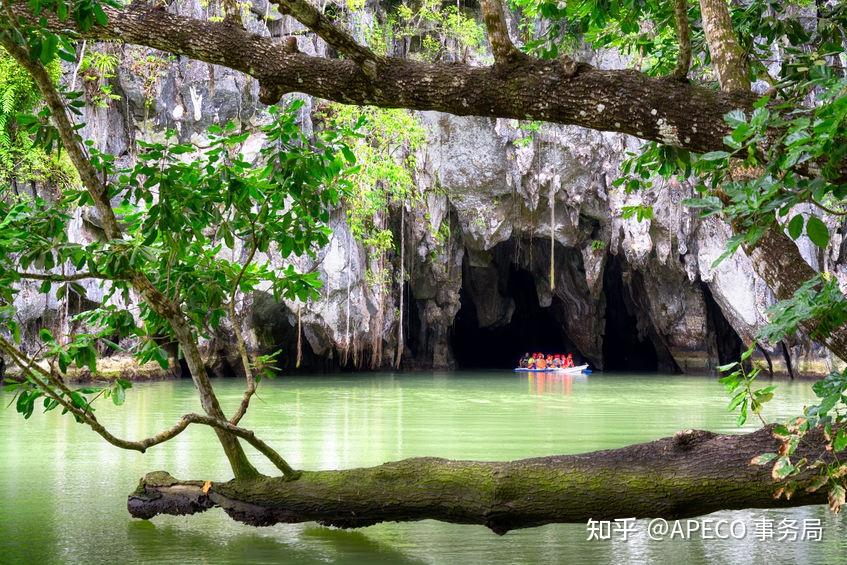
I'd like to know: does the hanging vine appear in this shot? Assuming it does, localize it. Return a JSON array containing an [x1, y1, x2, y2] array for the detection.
[[317, 104, 425, 368]]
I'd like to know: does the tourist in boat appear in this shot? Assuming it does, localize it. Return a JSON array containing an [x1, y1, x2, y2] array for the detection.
[[565, 353, 574, 368], [526, 354, 537, 369], [519, 353, 530, 368], [536, 354, 547, 370], [552, 355, 562, 368]]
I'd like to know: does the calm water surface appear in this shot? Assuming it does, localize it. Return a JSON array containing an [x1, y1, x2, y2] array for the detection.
[[1, 371, 845, 564]]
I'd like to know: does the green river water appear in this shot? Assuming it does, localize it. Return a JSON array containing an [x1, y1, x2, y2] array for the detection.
[[1, 371, 846, 564]]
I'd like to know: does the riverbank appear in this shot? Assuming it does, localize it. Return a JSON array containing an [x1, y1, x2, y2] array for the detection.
[[1, 353, 834, 383], [3, 353, 174, 383]]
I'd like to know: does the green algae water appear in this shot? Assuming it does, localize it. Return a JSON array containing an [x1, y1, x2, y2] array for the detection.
[[1, 371, 845, 564]]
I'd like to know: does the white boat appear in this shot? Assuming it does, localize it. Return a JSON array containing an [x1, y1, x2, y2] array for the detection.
[[514, 364, 589, 374]]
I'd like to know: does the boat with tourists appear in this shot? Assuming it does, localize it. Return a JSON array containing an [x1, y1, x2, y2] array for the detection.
[[514, 353, 591, 374], [514, 364, 590, 374]]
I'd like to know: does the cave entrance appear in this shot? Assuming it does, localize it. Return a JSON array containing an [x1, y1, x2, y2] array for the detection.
[[601, 255, 661, 372], [251, 292, 341, 373], [702, 282, 743, 367], [451, 265, 576, 369]]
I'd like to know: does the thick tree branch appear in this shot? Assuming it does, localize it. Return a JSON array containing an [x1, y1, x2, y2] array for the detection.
[[698, 0, 750, 91], [128, 426, 835, 533], [12, 2, 755, 153], [270, 0, 378, 72], [671, 0, 691, 80], [479, 0, 522, 64], [745, 228, 847, 357]]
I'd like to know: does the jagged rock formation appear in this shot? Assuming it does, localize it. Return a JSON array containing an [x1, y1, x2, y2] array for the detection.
[[8, 0, 846, 377]]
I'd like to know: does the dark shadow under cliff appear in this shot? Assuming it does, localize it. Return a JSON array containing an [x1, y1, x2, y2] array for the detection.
[[451, 266, 581, 369]]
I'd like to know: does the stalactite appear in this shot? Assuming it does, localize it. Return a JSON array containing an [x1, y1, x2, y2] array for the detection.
[[781, 341, 796, 380], [549, 185, 555, 292], [343, 252, 352, 366], [395, 204, 405, 369], [70, 40, 86, 92], [295, 304, 303, 369]]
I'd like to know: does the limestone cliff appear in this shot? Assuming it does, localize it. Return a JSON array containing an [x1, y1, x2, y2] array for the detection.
[[9, 0, 845, 377]]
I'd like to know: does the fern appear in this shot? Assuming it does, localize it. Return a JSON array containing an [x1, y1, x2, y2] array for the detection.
[[0, 87, 15, 116], [0, 50, 75, 188]]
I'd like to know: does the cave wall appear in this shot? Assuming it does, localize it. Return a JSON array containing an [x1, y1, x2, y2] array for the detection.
[[7, 0, 847, 376]]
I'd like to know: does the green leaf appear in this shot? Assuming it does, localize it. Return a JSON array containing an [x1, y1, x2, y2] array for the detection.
[[772, 456, 795, 479], [834, 429, 847, 452], [750, 452, 778, 465], [818, 392, 840, 415], [111, 383, 125, 406], [38, 328, 54, 343], [728, 390, 746, 411], [787, 214, 804, 240], [737, 398, 748, 426], [806, 216, 829, 248], [92, 4, 109, 26], [699, 151, 730, 161]]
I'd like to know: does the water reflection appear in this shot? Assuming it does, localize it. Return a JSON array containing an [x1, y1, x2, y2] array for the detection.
[[1, 372, 845, 564], [526, 373, 588, 395]]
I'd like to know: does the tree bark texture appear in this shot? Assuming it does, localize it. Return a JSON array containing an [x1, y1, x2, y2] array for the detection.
[[128, 426, 832, 534]]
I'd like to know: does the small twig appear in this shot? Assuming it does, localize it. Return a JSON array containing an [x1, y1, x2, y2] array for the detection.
[[809, 195, 847, 216]]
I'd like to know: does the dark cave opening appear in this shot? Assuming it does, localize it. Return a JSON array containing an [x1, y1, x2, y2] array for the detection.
[[451, 265, 577, 369], [251, 292, 342, 374], [601, 255, 661, 372], [702, 282, 744, 367]]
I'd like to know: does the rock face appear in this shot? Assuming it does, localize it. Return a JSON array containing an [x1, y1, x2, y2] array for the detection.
[[8, 0, 845, 377]]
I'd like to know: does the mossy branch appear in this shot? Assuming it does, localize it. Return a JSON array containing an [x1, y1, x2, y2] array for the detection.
[[129, 426, 837, 533]]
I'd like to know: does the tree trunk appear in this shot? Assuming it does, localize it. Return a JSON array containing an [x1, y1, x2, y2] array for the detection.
[[128, 425, 832, 534]]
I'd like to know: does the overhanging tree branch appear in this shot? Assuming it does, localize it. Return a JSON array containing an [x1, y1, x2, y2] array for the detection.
[[128, 426, 834, 533], [270, 0, 378, 73], [10, 2, 755, 154]]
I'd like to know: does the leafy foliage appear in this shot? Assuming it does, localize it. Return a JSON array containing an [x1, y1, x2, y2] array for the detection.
[[509, 0, 702, 74], [1, 102, 356, 406], [758, 275, 847, 345], [79, 49, 121, 108], [717, 347, 774, 427], [319, 104, 424, 253], [749, 368, 847, 513], [0, 52, 74, 189], [354, 0, 485, 61]]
